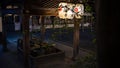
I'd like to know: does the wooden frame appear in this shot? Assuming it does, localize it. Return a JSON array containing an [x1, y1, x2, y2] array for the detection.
[[23, 0, 60, 68], [22, 0, 79, 68]]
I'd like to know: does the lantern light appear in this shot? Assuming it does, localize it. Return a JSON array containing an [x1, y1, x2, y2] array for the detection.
[[58, 2, 67, 19], [58, 2, 84, 19], [66, 3, 75, 19], [75, 4, 84, 19]]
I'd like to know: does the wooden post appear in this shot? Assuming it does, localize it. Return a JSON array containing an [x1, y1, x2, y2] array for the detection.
[[73, 18, 80, 60], [22, 14, 30, 68], [2, 32, 8, 51], [96, 0, 119, 68], [2, 14, 8, 52], [41, 16, 45, 42], [50, 16, 55, 29]]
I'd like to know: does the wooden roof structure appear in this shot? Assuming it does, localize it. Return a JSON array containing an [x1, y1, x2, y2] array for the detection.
[[23, 0, 68, 16]]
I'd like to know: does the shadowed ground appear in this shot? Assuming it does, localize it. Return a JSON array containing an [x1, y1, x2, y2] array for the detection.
[[0, 28, 96, 68]]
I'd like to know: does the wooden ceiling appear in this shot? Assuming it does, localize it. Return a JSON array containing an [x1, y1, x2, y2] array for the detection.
[[23, 0, 67, 16]]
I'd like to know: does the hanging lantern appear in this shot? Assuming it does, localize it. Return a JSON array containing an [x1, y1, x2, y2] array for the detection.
[[74, 4, 84, 19], [58, 2, 67, 19], [58, 2, 84, 19], [66, 3, 75, 19]]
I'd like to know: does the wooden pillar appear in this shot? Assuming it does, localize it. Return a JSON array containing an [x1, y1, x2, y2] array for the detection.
[[2, 32, 8, 51], [23, 1, 32, 67], [41, 16, 45, 42], [22, 14, 30, 68], [73, 18, 80, 59], [50, 16, 55, 29], [1, 14, 8, 52], [96, 0, 118, 68]]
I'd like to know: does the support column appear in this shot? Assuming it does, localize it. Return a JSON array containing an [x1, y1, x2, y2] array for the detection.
[[22, 14, 30, 68], [41, 16, 45, 42], [2, 32, 8, 51], [2, 14, 8, 52], [73, 19, 80, 60], [96, 0, 118, 68]]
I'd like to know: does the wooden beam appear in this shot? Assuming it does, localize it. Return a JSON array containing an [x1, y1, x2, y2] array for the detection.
[[23, 8, 58, 16]]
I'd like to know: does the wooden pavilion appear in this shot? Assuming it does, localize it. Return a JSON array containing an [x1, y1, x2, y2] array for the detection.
[[22, 0, 80, 68], [0, 0, 82, 68]]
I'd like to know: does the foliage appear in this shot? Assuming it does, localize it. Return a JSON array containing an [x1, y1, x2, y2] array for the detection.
[[30, 42, 57, 57], [83, 0, 89, 3], [92, 38, 96, 44], [70, 53, 97, 68], [50, 18, 73, 41], [85, 4, 92, 12]]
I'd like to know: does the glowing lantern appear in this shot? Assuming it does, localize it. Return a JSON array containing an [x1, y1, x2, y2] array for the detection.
[[58, 2, 67, 19], [66, 3, 75, 19], [58, 2, 84, 19], [75, 4, 84, 19]]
